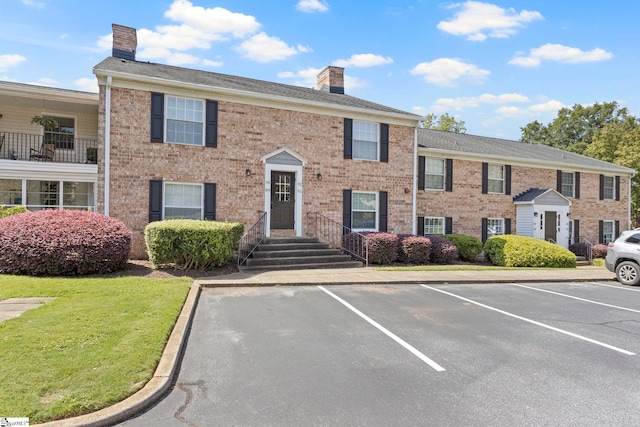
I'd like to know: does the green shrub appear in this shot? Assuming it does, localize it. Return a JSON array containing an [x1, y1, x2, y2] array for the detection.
[[484, 235, 576, 268], [445, 234, 483, 262], [145, 219, 244, 269], [0, 205, 28, 218]]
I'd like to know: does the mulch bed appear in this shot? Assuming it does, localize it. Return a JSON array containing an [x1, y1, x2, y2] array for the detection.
[[104, 259, 240, 279]]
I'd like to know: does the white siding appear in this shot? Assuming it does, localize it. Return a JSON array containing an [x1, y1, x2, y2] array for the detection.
[[516, 205, 535, 237]]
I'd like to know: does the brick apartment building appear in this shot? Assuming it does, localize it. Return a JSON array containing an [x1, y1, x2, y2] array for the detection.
[[0, 24, 635, 259]]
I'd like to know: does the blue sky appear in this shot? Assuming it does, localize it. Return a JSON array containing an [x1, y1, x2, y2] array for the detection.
[[2, 0, 638, 140]]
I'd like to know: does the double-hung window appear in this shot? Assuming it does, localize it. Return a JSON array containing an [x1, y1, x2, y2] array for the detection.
[[424, 217, 445, 235], [164, 183, 203, 219], [166, 96, 204, 146], [425, 158, 445, 190], [560, 172, 575, 198], [488, 165, 504, 194], [602, 176, 615, 200], [352, 191, 377, 231], [486, 218, 504, 239], [602, 220, 615, 244], [352, 121, 378, 161]]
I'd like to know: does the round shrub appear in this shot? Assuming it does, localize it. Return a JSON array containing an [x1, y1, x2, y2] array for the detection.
[[401, 236, 431, 264], [0, 205, 28, 218], [429, 235, 458, 264], [445, 234, 483, 262], [365, 232, 399, 265], [485, 235, 576, 268], [0, 210, 131, 276], [591, 244, 608, 259], [395, 233, 415, 263]]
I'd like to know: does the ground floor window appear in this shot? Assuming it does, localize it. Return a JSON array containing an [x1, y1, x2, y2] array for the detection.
[[602, 220, 615, 244], [164, 182, 203, 219], [0, 178, 94, 211], [424, 217, 445, 235], [487, 218, 505, 239], [352, 191, 377, 231]]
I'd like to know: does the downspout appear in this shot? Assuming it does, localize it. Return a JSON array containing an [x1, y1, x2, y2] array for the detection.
[[104, 75, 112, 216], [412, 125, 418, 235], [629, 173, 634, 229]]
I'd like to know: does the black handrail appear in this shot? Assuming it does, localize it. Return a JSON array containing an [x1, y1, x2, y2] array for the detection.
[[307, 212, 369, 266], [237, 211, 267, 267], [0, 132, 97, 164]]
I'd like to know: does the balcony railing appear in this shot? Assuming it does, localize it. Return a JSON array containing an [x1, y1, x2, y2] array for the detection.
[[0, 132, 98, 164]]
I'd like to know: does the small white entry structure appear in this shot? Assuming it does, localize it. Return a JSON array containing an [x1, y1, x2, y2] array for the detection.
[[514, 188, 571, 248]]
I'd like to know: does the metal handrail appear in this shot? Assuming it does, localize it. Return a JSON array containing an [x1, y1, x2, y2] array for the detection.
[[307, 212, 369, 266], [578, 237, 594, 262], [237, 211, 267, 267]]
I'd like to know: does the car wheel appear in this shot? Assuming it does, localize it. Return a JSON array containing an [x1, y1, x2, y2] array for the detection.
[[616, 261, 640, 286]]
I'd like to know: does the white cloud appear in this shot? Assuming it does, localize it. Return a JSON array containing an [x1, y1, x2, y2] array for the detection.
[[437, 1, 542, 41], [431, 93, 530, 111], [21, 0, 45, 9], [296, 0, 329, 13], [509, 44, 614, 67], [495, 100, 565, 117], [164, 0, 260, 38], [236, 33, 309, 62], [0, 54, 26, 72], [74, 77, 99, 93], [333, 54, 393, 68], [411, 58, 489, 86]]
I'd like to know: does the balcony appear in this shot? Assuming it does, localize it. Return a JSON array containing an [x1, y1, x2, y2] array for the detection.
[[0, 132, 97, 164]]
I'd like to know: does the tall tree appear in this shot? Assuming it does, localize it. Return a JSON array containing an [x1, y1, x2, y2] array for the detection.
[[520, 101, 629, 154], [422, 113, 466, 133]]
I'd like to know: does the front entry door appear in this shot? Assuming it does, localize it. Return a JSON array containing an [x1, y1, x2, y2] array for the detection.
[[544, 211, 557, 242], [270, 171, 295, 229]]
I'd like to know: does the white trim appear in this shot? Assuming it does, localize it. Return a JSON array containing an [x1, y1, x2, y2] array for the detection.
[[412, 127, 418, 235], [163, 181, 205, 220], [164, 95, 206, 146], [351, 190, 379, 232], [423, 216, 446, 235], [104, 75, 112, 216], [260, 147, 307, 165], [263, 163, 303, 237], [0, 160, 96, 181]]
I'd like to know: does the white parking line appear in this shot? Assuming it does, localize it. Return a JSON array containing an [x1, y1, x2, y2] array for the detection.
[[588, 282, 640, 292], [317, 286, 446, 372], [512, 284, 640, 314], [420, 285, 635, 356]]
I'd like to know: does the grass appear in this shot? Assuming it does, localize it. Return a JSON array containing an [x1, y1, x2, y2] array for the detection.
[[0, 275, 191, 424]]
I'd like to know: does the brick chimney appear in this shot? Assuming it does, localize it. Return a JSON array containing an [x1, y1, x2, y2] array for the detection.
[[317, 66, 344, 94], [112, 24, 137, 61]]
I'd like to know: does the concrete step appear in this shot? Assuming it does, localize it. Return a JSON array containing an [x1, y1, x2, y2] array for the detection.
[[246, 254, 354, 267], [256, 242, 331, 252], [239, 260, 363, 271], [252, 248, 342, 259]]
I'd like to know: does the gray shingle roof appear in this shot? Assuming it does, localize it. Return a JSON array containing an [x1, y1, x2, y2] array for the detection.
[[512, 188, 549, 202], [93, 57, 419, 118], [418, 128, 635, 175]]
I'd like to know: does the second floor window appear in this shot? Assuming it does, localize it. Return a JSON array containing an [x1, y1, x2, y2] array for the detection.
[[602, 176, 615, 200], [488, 164, 504, 194], [44, 116, 75, 150], [352, 121, 378, 161], [425, 158, 445, 190], [166, 96, 204, 146], [560, 172, 575, 198]]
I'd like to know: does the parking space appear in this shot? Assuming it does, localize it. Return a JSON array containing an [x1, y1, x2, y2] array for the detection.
[[121, 282, 640, 426]]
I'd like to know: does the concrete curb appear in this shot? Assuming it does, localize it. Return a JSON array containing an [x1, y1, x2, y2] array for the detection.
[[38, 282, 201, 427]]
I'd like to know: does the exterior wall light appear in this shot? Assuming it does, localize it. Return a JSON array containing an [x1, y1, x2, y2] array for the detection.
[[316, 173, 322, 181], [245, 168, 251, 176]]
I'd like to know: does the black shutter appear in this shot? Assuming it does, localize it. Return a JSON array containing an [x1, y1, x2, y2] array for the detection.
[[574, 219, 580, 242], [481, 163, 488, 194], [149, 180, 163, 222], [343, 119, 353, 159], [599, 175, 605, 200], [575, 172, 580, 199], [505, 218, 512, 234], [150, 93, 164, 143], [343, 189, 352, 230], [418, 216, 425, 236], [445, 217, 453, 235], [615, 176, 621, 201], [481, 218, 488, 242], [505, 165, 512, 195], [599, 220, 604, 243], [205, 100, 218, 148], [378, 191, 388, 232], [204, 183, 216, 220], [418, 156, 426, 190], [445, 159, 453, 192], [556, 170, 562, 193], [615, 220, 620, 239], [380, 123, 389, 163]]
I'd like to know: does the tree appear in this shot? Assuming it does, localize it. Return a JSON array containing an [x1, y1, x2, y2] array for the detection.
[[421, 113, 466, 133], [520, 101, 629, 154]]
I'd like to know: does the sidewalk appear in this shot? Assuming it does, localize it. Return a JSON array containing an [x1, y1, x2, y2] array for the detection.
[[195, 265, 615, 287]]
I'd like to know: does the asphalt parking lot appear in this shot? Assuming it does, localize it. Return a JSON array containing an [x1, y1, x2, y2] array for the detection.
[[121, 281, 640, 426]]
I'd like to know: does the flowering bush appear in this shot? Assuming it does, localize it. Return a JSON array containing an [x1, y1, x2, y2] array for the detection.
[[401, 236, 431, 264], [365, 232, 399, 265], [429, 235, 459, 264], [591, 244, 608, 259], [0, 210, 131, 276], [395, 233, 415, 263]]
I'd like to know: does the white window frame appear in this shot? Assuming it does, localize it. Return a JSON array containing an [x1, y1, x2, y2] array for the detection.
[[487, 218, 505, 239], [425, 157, 446, 190], [424, 217, 445, 235], [352, 191, 378, 232], [602, 220, 615, 244], [163, 182, 204, 220], [560, 171, 575, 198], [487, 164, 505, 194], [602, 176, 615, 200], [6, 178, 95, 211], [165, 95, 205, 146], [352, 121, 379, 161]]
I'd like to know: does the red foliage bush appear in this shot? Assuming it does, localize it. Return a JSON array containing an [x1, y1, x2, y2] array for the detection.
[[401, 236, 432, 264], [429, 235, 459, 264], [591, 244, 609, 259], [365, 232, 399, 265], [0, 210, 131, 276]]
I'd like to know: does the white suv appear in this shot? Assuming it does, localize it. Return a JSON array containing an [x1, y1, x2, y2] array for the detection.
[[606, 229, 640, 286]]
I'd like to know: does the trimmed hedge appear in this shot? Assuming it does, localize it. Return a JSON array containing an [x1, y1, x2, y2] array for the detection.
[[485, 235, 576, 268], [0, 210, 131, 276], [429, 235, 458, 264], [365, 232, 399, 265], [395, 233, 415, 263], [0, 205, 28, 218], [591, 244, 608, 259], [400, 236, 431, 264], [145, 219, 244, 269], [445, 234, 483, 262]]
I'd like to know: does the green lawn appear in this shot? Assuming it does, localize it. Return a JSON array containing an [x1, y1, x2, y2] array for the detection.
[[0, 275, 191, 424]]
